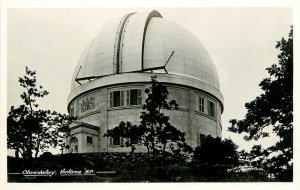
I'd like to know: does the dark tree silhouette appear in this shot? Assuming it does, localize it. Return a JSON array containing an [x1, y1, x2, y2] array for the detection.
[[7, 67, 74, 159], [193, 135, 239, 166], [228, 27, 293, 181], [104, 76, 192, 171]]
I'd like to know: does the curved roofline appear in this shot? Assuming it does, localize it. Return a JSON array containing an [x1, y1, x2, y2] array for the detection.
[[141, 10, 163, 70], [70, 10, 223, 109]]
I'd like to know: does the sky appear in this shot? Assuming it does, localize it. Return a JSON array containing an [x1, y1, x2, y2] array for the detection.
[[6, 7, 293, 152]]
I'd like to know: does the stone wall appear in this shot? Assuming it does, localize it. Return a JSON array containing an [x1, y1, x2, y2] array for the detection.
[[67, 82, 222, 153]]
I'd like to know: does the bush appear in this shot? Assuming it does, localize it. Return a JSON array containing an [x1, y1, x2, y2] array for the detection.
[[193, 135, 239, 166], [39, 152, 53, 160]]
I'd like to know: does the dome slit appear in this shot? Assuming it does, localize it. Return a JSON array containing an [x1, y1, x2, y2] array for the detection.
[[113, 13, 135, 74]]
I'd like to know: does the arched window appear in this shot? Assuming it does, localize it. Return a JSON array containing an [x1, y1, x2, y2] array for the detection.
[[69, 137, 79, 153], [69, 137, 78, 145]]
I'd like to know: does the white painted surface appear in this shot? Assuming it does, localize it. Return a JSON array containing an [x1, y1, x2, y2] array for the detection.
[[71, 11, 220, 92]]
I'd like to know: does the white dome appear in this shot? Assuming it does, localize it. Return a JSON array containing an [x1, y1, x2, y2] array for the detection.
[[70, 10, 220, 92]]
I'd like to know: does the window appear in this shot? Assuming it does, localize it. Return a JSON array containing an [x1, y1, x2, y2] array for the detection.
[[109, 137, 125, 146], [114, 137, 120, 145], [207, 100, 215, 118], [126, 89, 142, 106], [198, 96, 205, 113], [87, 136, 93, 144], [70, 104, 74, 117], [109, 137, 140, 146], [110, 90, 124, 107], [197, 134, 206, 146], [69, 137, 78, 145], [69, 137, 79, 153], [110, 89, 142, 107], [130, 137, 138, 144]]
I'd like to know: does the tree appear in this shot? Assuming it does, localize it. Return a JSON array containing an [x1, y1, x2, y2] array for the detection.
[[104, 76, 192, 171], [193, 135, 239, 167], [7, 67, 74, 159], [228, 27, 293, 181]]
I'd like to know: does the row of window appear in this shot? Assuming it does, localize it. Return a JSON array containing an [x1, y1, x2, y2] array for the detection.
[[70, 136, 93, 145], [110, 134, 217, 147], [109, 136, 139, 146], [111, 134, 218, 147], [70, 90, 217, 119], [70, 136, 136, 147], [71, 134, 219, 148], [69, 132, 219, 149], [197, 96, 216, 118], [109, 89, 142, 107]]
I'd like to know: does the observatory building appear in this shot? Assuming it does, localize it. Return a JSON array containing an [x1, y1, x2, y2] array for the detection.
[[65, 10, 224, 153]]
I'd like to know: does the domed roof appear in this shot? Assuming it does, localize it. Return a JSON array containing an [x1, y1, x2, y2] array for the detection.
[[71, 10, 220, 92]]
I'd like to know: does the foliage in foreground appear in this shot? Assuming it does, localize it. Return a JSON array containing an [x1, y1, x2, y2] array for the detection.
[[228, 27, 293, 181], [193, 135, 239, 167], [7, 67, 74, 159], [104, 76, 192, 171]]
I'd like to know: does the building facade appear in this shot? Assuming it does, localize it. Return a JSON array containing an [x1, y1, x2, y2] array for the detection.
[[65, 10, 224, 153]]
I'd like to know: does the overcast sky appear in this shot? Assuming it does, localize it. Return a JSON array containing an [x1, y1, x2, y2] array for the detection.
[[7, 8, 292, 152]]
